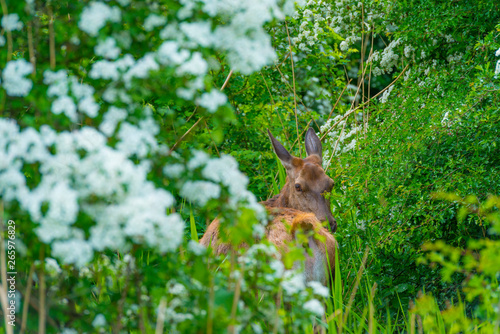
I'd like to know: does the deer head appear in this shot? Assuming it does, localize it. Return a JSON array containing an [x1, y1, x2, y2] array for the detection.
[[267, 128, 337, 232]]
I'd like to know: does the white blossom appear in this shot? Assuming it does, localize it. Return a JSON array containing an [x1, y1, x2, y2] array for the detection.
[[78, 96, 99, 118], [157, 41, 190, 65], [177, 52, 207, 76], [282, 270, 305, 295], [144, 14, 167, 31], [188, 240, 206, 255], [99, 106, 127, 136], [45, 258, 62, 275], [92, 314, 107, 328], [303, 299, 325, 316], [163, 164, 185, 179], [123, 54, 159, 87], [52, 239, 93, 268], [180, 180, 221, 206], [196, 90, 227, 112], [52, 95, 78, 122], [2, 59, 33, 97], [1, 13, 23, 31], [95, 37, 121, 59], [78, 2, 121, 37], [307, 281, 329, 298], [340, 41, 348, 51], [379, 85, 394, 103], [116, 119, 159, 158]]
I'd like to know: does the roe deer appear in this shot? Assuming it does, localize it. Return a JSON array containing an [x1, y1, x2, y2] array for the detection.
[[200, 128, 337, 285]]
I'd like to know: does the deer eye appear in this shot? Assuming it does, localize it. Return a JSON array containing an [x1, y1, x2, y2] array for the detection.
[[294, 184, 302, 192]]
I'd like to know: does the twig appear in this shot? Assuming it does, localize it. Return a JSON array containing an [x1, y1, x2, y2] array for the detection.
[[20, 263, 35, 334], [204, 120, 220, 157], [167, 116, 204, 155], [284, 21, 301, 156], [228, 264, 244, 334], [168, 69, 234, 155], [28, 21, 36, 76], [48, 6, 56, 69], [326, 79, 351, 122], [155, 298, 167, 334], [260, 72, 288, 141], [220, 69, 233, 91], [320, 64, 410, 143], [38, 247, 46, 334], [0, 0, 12, 61], [207, 275, 215, 334]]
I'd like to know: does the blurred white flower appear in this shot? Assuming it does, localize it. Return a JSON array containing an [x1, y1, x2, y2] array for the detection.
[[2, 59, 33, 97], [144, 14, 167, 31], [99, 106, 127, 136], [196, 90, 227, 112], [307, 281, 329, 298], [95, 37, 121, 59], [340, 41, 348, 51], [303, 299, 325, 316], [1, 13, 23, 31], [92, 314, 107, 328], [180, 180, 221, 206], [78, 2, 121, 36], [51, 96, 78, 122]]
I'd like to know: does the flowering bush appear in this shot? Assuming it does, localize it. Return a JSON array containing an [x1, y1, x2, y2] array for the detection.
[[1, 0, 500, 332]]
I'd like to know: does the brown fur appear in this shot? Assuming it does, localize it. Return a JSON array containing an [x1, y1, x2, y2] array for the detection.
[[199, 128, 338, 286], [198, 208, 337, 285]]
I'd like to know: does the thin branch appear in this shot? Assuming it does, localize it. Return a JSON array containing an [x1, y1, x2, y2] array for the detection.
[[284, 21, 301, 156], [38, 247, 46, 334], [155, 298, 167, 334], [260, 71, 288, 141], [0, 0, 12, 61], [167, 116, 204, 155], [48, 6, 56, 69], [169, 69, 234, 155], [220, 69, 233, 91], [28, 21, 36, 76], [20, 263, 35, 334], [320, 64, 410, 143]]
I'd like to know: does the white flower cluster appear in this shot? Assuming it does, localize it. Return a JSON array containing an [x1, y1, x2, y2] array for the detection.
[[44, 70, 99, 122], [320, 114, 362, 164], [78, 1, 121, 37], [178, 152, 266, 220], [95, 37, 121, 59], [379, 85, 394, 103], [1, 59, 33, 97], [369, 38, 402, 76], [143, 13, 167, 31], [176, 0, 296, 75], [1, 13, 23, 31], [196, 89, 228, 113], [496, 47, 500, 77], [303, 298, 325, 316], [0, 118, 183, 267], [291, 1, 328, 52]]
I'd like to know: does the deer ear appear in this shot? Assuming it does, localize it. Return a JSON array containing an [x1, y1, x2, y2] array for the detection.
[[305, 127, 322, 160], [267, 129, 293, 169]]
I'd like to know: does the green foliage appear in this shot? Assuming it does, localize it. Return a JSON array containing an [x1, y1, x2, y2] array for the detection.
[[1, 0, 500, 332]]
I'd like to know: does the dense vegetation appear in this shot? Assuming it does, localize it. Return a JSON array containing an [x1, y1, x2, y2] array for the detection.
[[0, 0, 499, 332]]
